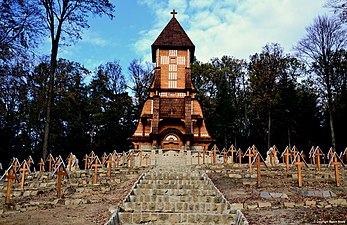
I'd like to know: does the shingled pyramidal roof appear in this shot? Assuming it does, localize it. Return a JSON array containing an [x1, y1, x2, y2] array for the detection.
[[151, 16, 195, 63]]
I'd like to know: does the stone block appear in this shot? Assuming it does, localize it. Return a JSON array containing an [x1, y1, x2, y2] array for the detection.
[[270, 192, 282, 198], [284, 202, 295, 208], [281, 193, 289, 199], [23, 191, 31, 197], [246, 204, 258, 210], [230, 203, 244, 210], [305, 200, 316, 206], [258, 202, 272, 208], [336, 198, 347, 206], [260, 192, 271, 199], [229, 174, 242, 178], [322, 190, 331, 197], [303, 191, 315, 197], [295, 202, 305, 207]]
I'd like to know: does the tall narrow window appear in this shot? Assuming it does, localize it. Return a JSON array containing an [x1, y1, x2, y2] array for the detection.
[[169, 50, 177, 56], [161, 56, 169, 64], [169, 64, 177, 71], [177, 56, 186, 65]]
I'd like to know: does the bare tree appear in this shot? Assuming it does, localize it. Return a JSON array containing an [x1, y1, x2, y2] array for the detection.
[[295, 15, 347, 149], [326, 0, 347, 22], [0, 0, 42, 61], [39, 0, 115, 159], [128, 59, 154, 110]]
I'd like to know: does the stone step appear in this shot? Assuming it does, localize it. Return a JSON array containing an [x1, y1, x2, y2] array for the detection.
[[118, 212, 236, 224], [140, 179, 207, 185], [145, 172, 203, 180], [137, 183, 213, 190], [132, 188, 217, 196], [120, 202, 232, 213], [127, 194, 225, 204]]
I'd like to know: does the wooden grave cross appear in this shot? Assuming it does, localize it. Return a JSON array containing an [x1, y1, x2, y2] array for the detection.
[[228, 145, 236, 164], [202, 148, 206, 164], [82, 154, 89, 170], [291, 146, 299, 160], [139, 150, 143, 167], [211, 144, 219, 164], [328, 152, 345, 187], [11, 158, 20, 172], [27, 155, 34, 170], [52, 161, 69, 198], [244, 147, 254, 172], [309, 146, 316, 164], [19, 160, 31, 189], [144, 153, 149, 167], [327, 147, 334, 162], [313, 146, 324, 171], [282, 147, 291, 172], [46, 154, 55, 172], [89, 151, 96, 162], [122, 152, 126, 167], [4, 165, 19, 205], [66, 152, 74, 171], [267, 147, 274, 166], [128, 151, 134, 168], [39, 158, 45, 172], [197, 150, 201, 165], [237, 148, 243, 165], [106, 153, 115, 177], [115, 154, 120, 168], [101, 152, 108, 166], [90, 156, 102, 184], [251, 152, 268, 188], [53, 155, 63, 170], [341, 147, 347, 163], [292, 151, 308, 188], [221, 148, 228, 164], [272, 145, 279, 166]]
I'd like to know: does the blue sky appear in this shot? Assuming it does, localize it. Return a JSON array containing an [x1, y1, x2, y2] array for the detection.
[[52, 0, 331, 78]]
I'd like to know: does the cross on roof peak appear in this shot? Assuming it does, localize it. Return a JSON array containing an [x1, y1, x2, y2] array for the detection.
[[171, 9, 177, 18]]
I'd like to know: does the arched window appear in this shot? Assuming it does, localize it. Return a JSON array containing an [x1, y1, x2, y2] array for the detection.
[[165, 134, 178, 141]]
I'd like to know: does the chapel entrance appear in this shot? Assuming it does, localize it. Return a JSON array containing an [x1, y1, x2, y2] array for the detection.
[[161, 133, 182, 150]]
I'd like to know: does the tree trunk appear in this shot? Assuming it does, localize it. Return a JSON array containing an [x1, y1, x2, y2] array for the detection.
[[329, 108, 336, 150], [42, 39, 59, 160], [326, 71, 336, 150]]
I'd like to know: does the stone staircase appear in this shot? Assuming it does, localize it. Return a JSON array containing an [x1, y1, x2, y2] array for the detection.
[[116, 166, 241, 225]]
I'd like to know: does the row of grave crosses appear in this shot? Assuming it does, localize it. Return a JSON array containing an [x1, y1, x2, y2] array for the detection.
[[206, 144, 345, 187], [203, 144, 347, 167], [0, 150, 149, 205]]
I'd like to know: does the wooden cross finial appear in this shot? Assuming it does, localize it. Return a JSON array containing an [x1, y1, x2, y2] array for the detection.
[[171, 9, 177, 18]]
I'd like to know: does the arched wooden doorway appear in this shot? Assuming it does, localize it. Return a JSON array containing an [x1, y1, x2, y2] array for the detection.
[[159, 128, 184, 150]]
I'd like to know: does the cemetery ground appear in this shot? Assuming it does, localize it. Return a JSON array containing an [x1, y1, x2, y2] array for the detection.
[[209, 164, 347, 224], [0, 157, 346, 224]]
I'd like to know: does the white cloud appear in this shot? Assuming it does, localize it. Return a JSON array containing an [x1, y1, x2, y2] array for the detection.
[[135, 0, 330, 63]]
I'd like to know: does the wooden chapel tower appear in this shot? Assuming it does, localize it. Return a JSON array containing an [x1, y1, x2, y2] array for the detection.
[[129, 10, 213, 151]]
